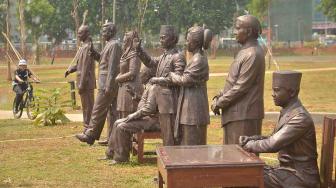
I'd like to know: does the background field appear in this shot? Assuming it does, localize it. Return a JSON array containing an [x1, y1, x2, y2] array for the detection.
[[1, 55, 336, 112]]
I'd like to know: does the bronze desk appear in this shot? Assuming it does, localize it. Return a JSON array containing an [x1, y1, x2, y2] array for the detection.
[[156, 145, 264, 188]]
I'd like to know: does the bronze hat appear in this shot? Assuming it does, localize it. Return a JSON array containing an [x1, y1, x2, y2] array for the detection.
[[272, 70, 302, 90], [160, 25, 176, 36]]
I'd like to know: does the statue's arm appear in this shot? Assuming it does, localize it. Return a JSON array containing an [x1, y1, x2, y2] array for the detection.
[[244, 114, 309, 153], [137, 48, 159, 69], [216, 54, 259, 108], [116, 56, 140, 83]]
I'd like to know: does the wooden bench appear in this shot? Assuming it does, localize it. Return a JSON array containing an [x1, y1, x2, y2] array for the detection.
[[320, 116, 336, 188], [132, 130, 161, 163]]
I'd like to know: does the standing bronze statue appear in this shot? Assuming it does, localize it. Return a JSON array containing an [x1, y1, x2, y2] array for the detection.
[[136, 25, 186, 146], [75, 22, 122, 145], [102, 67, 160, 164], [240, 70, 320, 188], [116, 31, 143, 118], [211, 15, 265, 144], [152, 26, 212, 145], [65, 25, 96, 131]]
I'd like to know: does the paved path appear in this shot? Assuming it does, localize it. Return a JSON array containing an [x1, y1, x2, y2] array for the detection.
[[209, 67, 336, 77], [0, 110, 83, 122], [1, 110, 335, 125]]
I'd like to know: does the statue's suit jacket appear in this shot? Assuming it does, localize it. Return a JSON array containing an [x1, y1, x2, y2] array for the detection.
[[68, 42, 96, 90], [216, 40, 265, 126], [138, 48, 185, 114], [92, 39, 121, 95]]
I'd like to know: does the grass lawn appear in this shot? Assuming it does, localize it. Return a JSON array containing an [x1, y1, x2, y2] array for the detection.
[[1, 55, 336, 112], [0, 118, 323, 187]]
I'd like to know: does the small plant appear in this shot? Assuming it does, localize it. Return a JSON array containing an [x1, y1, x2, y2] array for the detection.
[[32, 87, 71, 126]]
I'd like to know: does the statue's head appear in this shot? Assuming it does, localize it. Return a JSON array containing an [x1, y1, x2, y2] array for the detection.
[[102, 22, 117, 41], [234, 15, 262, 44], [159, 25, 178, 50], [78, 25, 90, 42], [272, 70, 302, 107], [186, 26, 213, 53], [122, 30, 139, 51]]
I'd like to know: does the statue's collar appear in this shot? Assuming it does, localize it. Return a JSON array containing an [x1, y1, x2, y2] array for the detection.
[[241, 39, 258, 49]]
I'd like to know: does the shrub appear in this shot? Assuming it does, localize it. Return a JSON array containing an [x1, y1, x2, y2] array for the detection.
[[32, 87, 71, 126]]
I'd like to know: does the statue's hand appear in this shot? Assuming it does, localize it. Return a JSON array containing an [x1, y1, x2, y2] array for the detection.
[[125, 113, 137, 122], [149, 77, 168, 85], [64, 70, 70, 78], [134, 39, 142, 53], [242, 141, 254, 152], [211, 99, 220, 115], [115, 118, 127, 126], [125, 84, 135, 96], [239, 136, 250, 147]]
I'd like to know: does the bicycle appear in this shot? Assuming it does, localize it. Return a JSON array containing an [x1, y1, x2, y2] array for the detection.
[[13, 81, 39, 120]]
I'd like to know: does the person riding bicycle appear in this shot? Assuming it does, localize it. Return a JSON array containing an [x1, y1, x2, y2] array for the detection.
[[12, 59, 40, 113]]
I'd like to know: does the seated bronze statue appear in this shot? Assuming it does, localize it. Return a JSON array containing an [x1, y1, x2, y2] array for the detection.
[[101, 67, 160, 165], [240, 70, 320, 188]]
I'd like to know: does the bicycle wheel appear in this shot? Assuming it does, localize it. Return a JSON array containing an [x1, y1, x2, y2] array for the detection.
[[26, 96, 37, 120], [13, 97, 23, 119]]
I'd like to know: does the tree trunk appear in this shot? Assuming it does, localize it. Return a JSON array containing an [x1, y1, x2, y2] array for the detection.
[[33, 35, 40, 65], [72, 0, 80, 48], [19, 0, 26, 59], [6, 0, 12, 81], [101, 0, 105, 49]]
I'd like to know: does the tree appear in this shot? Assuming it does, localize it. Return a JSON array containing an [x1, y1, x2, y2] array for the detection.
[[319, 0, 336, 21], [71, 0, 80, 48], [5, 0, 12, 80], [25, 0, 55, 64], [142, 0, 237, 35], [246, 0, 270, 22], [46, 0, 73, 45], [18, 0, 27, 58], [0, 0, 6, 34]]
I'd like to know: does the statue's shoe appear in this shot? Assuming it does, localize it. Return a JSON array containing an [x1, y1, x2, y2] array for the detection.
[[108, 160, 127, 166], [97, 156, 113, 161], [97, 140, 108, 146], [75, 133, 95, 145]]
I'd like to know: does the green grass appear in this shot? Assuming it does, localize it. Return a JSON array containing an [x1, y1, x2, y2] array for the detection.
[[0, 118, 324, 187]]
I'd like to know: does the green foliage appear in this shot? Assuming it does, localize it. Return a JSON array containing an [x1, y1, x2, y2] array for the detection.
[[318, 0, 336, 21], [143, 0, 237, 34], [246, 0, 270, 22], [0, 0, 5, 32], [25, 0, 55, 38], [32, 88, 71, 126], [46, 0, 73, 45]]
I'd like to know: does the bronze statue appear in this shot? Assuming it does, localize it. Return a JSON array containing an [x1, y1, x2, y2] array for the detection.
[[211, 15, 265, 144], [102, 67, 160, 164], [116, 31, 143, 118], [75, 22, 122, 145], [240, 70, 320, 188], [136, 25, 186, 146], [65, 25, 96, 131], [152, 26, 212, 145]]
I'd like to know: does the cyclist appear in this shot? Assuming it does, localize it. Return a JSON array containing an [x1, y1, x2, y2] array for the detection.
[[12, 59, 40, 113]]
